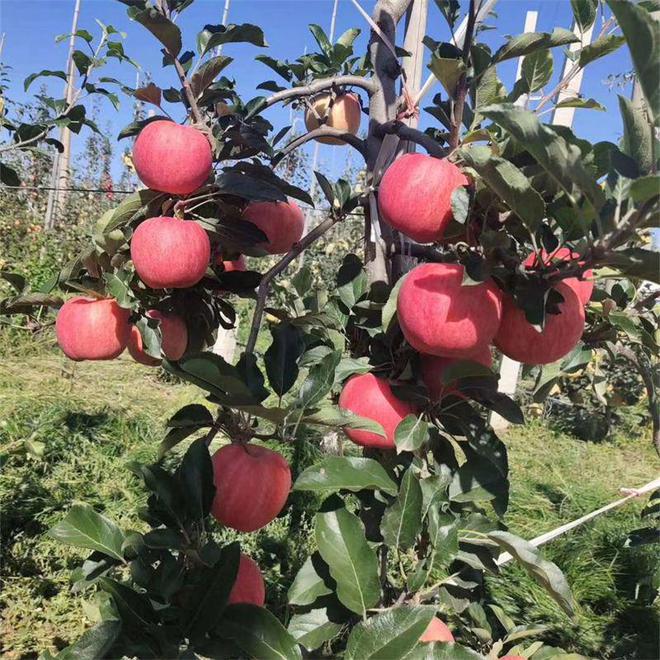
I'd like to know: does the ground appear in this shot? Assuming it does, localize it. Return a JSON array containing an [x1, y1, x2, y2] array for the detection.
[[0, 333, 658, 659]]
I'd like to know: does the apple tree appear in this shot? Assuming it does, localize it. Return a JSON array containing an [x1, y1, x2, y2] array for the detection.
[[1, 0, 659, 657]]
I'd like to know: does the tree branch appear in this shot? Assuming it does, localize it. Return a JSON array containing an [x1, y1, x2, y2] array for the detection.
[[245, 213, 344, 354], [377, 120, 447, 158], [264, 75, 377, 109], [448, 0, 477, 149], [277, 127, 367, 160], [174, 56, 203, 125]]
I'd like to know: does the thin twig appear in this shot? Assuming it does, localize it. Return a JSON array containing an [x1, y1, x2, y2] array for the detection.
[[377, 120, 447, 158], [277, 127, 367, 160], [173, 57, 203, 125], [449, 0, 477, 149], [264, 75, 377, 109], [245, 212, 345, 354]]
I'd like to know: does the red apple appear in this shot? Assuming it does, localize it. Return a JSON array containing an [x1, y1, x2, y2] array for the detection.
[[419, 617, 455, 643], [397, 263, 502, 359], [304, 93, 362, 145], [242, 199, 305, 255], [211, 443, 291, 532], [524, 248, 593, 306], [127, 310, 188, 366], [338, 373, 415, 450], [56, 297, 130, 361], [131, 216, 210, 289], [228, 553, 266, 606], [378, 154, 469, 243], [494, 283, 585, 365], [422, 345, 493, 402], [500, 656, 525, 660], [218, 255, 246, 272], [132, 120, 212, 195]]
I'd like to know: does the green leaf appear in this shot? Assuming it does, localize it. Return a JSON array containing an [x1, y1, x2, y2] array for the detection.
[[449, 457, 509, 508], [56, 621, 121, 660], [72, 50, 92, 75], [236, 352, 270, 402], [185, 542, 240, 641], [309, 23, 332, 56], [381, 468, 423, 550], [176, 439, 215, 521], [178, 352, 254, 399], [190, 55, 233, 97], [222, 604, 302, 660], [571, 0, 598, 32], [255, 54, 292, 81], [619, 95, 654, 175], [395, 415, 429, 453], [104, 189, 163, 233], [427, 42, 465, 98], [201, 23, 267, 57], [288, 554, 333, 606], [460, 145, 545, 231], [24, 69, 67, 91], [345, 607, 435, 660], [133, 82, 162, 107], [606, 247, 660, 284], [488, 530, 575, 616], [427, 507, 459, 569], [450, 186, 470, 225], [295, 456, 398, 495], [382, 274, 408, 331], [99, 577, 157, 630], [607, 0, 660, 122], [48, 504, 125, 562], [630, 174, 660, 203], [315, 506, 380, 616], [522, 49, 553, 93], [336, 254, 368, 310], [167, 403, 214, 429], [127, 7, 182, 56], [302, 406, 386, 438], [298, 350, 342, 408], [578, 34, 625, 68], [405, 641, 483, 659], [493, 28, 579, 63], [264, 322, 306, 396], [480, 103, 604, 215], [288, 608, 343, 651], [0, 271, 27, 293], [0, 162, 20, 186], [554, 96, 605, 112]]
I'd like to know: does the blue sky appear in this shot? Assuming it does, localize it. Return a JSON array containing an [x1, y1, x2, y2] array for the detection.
[[1, 0, 633, 182]]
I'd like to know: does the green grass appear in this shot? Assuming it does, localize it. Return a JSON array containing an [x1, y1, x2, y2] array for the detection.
[[0, 334, 658, 658]]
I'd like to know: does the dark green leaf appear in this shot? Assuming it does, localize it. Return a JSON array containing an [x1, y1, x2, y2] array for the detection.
[[191, 55, 233, 97], [127, 7, 182, 56], [522, 49, 553, 92], [619, 95, 654, 175], [288, 554, 332, 605], [395, 415, 429, 453], [298, 350, 342, 408], [167, 403, 214, 429], [315, 506, 380, 616], [0, 162, 20, 186], [460, 145, 544, 231], [200, 23, 267, 57], [24, 69, 67, 91], [571, 0, 598, 32], [336, 254, 368, 310], [450, 186, 470, 225], [606, 247, 660, 284], [295, 456, 398, 495], [222, 604, 302, 660], [176, 439, 215, 520], [48, 504, 125, 561], [309, 24, 332, 56], [555, 96, 605, 111], [381, 468, 423, 549], [607, 0, 660, 121], [493, 28, 579, 63], [345, 607, 435, 660], [427, 42, 465, 98], [56, 621, 121, 660], [99, 577, 157, 630], [480, 103, 604, 215], [236, 352, 270, 402], [72, 50, 92, 75], [578, 34, 625, 68], [490, 531, 576, 616], [186, 542, 241, 641], [288, 608, 343, 651], [264, 322, 305, 396]]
